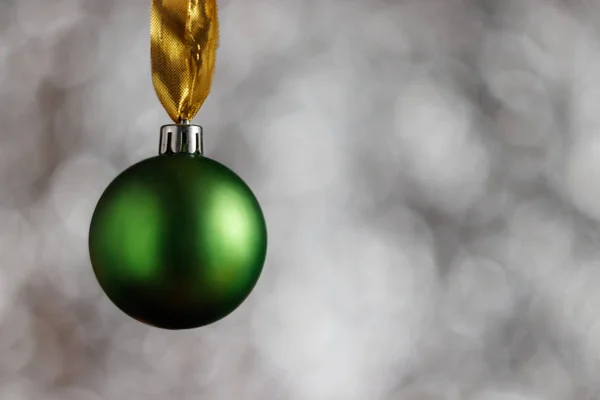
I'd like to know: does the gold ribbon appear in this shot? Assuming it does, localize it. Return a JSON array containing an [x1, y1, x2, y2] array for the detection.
[[151, 0, 219, 123]]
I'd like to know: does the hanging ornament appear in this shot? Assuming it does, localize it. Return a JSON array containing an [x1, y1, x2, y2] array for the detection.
[[88, 0, 267, 330]]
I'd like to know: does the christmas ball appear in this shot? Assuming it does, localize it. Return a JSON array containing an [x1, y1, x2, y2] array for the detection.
[[88, 154, 267, 329]]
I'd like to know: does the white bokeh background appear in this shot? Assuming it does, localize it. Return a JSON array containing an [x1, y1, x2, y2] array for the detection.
[[1, 0, 600, 399]]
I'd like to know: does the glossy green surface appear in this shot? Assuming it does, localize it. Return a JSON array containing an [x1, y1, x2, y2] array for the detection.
[[89, 154, 267, 330]]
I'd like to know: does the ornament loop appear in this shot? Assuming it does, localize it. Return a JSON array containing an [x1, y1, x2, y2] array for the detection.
[[159, 124, 204, 155]]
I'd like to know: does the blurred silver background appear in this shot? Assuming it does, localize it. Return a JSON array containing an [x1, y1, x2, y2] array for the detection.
[[1, 0, 600, 398]]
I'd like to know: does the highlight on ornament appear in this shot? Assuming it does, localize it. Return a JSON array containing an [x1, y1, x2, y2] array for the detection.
[[88, 0, 267, 330]]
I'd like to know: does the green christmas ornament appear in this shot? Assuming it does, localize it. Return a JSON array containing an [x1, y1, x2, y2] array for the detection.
[[89, 1, 267, 329], [89, 125, 267, 330]]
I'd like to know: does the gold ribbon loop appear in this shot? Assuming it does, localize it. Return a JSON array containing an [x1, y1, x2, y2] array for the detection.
[[151, 0, 219, 123]]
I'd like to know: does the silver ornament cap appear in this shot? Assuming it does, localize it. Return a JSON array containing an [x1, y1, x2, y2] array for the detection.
[[159, 121, 203, 155]]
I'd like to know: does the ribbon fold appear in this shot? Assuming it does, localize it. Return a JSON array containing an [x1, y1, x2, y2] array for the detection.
[[151, 0, 219, 123]]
